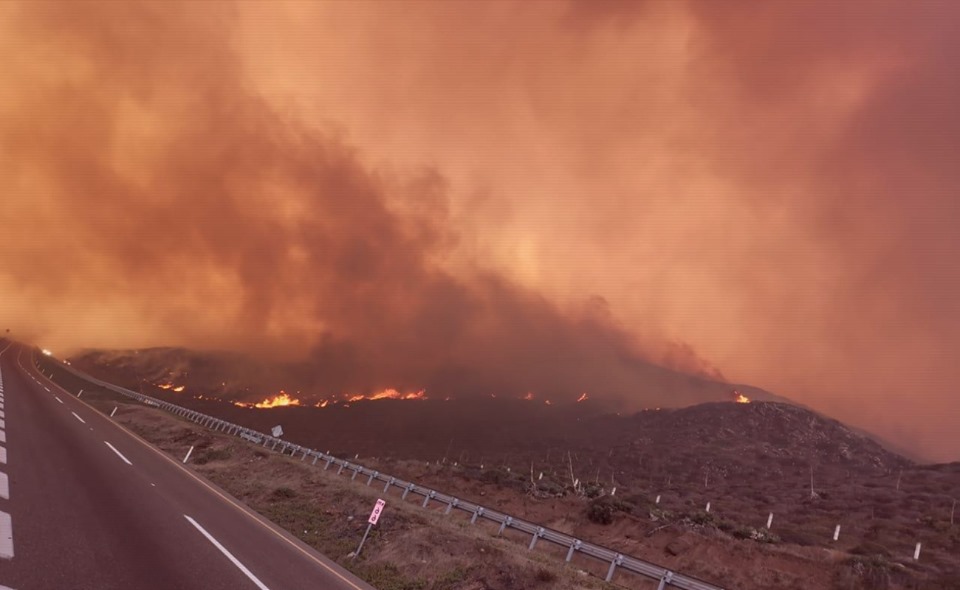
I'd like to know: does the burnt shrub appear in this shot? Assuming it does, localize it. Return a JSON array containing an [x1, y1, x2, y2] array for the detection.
[[586, 497, 617, 525], [850, 541, 891, 558], [270, 486, 297, 501], [534, 568, 557, 583], [777, 528, 824, 547]]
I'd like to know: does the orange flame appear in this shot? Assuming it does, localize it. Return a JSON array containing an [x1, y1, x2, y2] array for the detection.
[[157, 383, 186, 392], [346, 388, 427, 402], [733, 391, 751, 404], [234, 391, 302, 409], [576, 392, 589, 403]]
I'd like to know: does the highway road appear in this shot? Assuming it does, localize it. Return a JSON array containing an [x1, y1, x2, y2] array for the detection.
[[0, 340, 376, 590]]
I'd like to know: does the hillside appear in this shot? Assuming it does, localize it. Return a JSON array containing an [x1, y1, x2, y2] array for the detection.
[[69, 345, 789, 409], [43, 351, 960, 589], [41, 352, 960, 590]]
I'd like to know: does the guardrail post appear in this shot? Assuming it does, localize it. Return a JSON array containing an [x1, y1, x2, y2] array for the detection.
[[301, 448, 310, 461], [422, 490, 436, 508], [401, 483, 415, 500], [565, 540, 582, 562], [529, 527, 544, 550], [337, 462, 346, 475], [312, 453, 320, 465], [470, 507, 484, 524], [605, 554, 623, 582], [351, 466, 361, 480], [383, 477, 395, 493], [656, 571, 674, 590], [445, 498, 459, 515], [325, 456, 334, 470], [497, 516, 513, 536], [367, 471, 378, 486]]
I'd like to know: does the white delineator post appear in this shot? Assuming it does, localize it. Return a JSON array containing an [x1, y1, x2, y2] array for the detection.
[[914, 542, 922, 560], [354, 498, 385, 558], [110, 407, 117, 417], [183, 446, 194, 464], [833, 525, 841, 541], [766, 513, 774, 529], [705, 502, 711, 513], [77, 389, 83, 398]]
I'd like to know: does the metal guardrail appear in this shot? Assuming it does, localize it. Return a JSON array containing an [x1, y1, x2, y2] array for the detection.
[[41, 355, 725, 590]]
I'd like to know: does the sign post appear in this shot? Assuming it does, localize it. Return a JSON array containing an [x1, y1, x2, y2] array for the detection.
[[354, 498, 385, 558]]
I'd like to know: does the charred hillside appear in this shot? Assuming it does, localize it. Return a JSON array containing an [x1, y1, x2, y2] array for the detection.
[[70, 345, 790, 409]]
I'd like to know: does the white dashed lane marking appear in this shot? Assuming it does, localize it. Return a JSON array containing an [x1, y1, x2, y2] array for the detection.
[[0, 472, 7, 500], [0, 510, 12, 559], [54, 397, 63, 405], [104, 442, 133, 466], [0, 446, 6, 465], [71, 412, 85, 424]]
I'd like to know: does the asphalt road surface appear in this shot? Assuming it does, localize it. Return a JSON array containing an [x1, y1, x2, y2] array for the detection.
[[0, 340, 376, 590]]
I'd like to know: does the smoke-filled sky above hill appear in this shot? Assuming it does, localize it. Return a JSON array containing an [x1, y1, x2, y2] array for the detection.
[[1, 1, 959, 461]]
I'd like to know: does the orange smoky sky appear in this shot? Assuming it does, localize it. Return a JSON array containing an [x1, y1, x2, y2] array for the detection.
[[1, 1, 959, 461]]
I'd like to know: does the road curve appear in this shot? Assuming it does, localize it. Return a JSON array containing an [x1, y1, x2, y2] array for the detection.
[[0, 340, 376, 590]]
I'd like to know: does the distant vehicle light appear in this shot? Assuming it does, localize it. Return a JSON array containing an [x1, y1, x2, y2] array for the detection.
[[41, 349, 53, 356]]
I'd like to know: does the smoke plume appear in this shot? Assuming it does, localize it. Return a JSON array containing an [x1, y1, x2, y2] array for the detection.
[[1, 1, 959, 461]]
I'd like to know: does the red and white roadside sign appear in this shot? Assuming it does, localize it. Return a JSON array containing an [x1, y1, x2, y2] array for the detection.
[[368, 498, 386, 525]]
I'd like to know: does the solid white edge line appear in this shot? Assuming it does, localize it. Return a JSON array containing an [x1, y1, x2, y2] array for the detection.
[[184, 515, 270, 590], [104, 441, 133, 466], [0, 510, 12, 559], [71, 411, 86, 424], [0, 472, 8, 500]]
